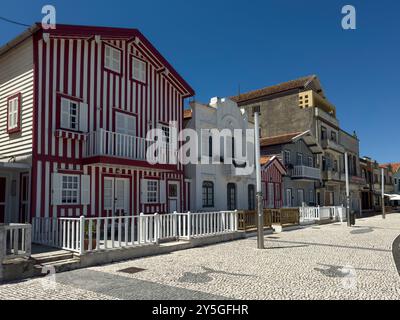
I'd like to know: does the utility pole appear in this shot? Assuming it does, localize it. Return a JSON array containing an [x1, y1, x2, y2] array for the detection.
[[345, 152, 351, 227], [381, 168, 386, 219], [253, 106, 264, 249]]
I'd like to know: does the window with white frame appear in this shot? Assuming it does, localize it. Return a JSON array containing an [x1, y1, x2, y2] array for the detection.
[[7, 94, 20, 132], [145, 180, 159, 204], [105, 45, 121, 73], [61, 175, 80, 204], [61, 98, 80, 131], [284, 150, 291, 165], [132, 56, 146, 83]]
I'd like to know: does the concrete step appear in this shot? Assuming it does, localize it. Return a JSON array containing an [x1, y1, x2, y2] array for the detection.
[[32, 252, 75, 264], [35, 258, 81, 274]]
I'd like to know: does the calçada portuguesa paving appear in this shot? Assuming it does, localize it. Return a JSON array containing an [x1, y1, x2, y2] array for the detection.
[[1, 214, 400, 300]]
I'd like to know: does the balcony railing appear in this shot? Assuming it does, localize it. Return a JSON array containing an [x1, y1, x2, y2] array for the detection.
[[350, 176, 367, 185], [322, 170, 346, 182], [85, 129, 172, 163], [320, 138, 345, 153], [315, 107, 339, 127], [291, 165, 321, 180]]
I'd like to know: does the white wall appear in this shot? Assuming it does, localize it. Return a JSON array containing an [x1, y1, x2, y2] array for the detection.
[[185, 98, 256, 212], [0, 37, 34, 161]]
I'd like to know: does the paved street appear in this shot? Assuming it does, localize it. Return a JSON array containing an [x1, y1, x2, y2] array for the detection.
[[1, 214, 400, 300]]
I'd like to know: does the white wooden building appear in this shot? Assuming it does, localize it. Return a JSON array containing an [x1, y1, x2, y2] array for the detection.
[[184, 97, 256, 212]]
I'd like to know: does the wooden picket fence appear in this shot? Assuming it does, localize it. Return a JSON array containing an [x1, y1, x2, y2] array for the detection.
[[238, 208, 300, 231]]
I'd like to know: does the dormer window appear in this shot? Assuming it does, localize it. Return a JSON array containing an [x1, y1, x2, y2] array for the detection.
[[104, 45, 121, 74], [132, 56, 147, 83]]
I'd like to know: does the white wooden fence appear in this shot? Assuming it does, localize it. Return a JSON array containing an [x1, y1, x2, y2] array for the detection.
[[0, 224, 32, 262], [299, 206, 345, 224], [32, 211, 238, 255]]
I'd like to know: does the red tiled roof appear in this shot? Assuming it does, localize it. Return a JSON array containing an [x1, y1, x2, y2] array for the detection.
[[231, 75, 317, 103], [260, 155, 274, 166], [381, 163, 400, 173], [260, 132, 303, 147]]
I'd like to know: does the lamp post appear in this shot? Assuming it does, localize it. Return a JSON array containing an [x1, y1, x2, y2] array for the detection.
[[381, 168, 386, 219], [345, 152, 351, 227], [253, 106, 264, 249]]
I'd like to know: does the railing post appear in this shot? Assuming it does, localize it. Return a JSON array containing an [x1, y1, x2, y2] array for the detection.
[[25, 225, 32, 256], [139, 212, 144, 244], [0, 225, 5, 263], [173, 211, 178, 239], [154, 213, 160, 245], [79, 216, 85, 255], [187, 211, 191, 240], [234, 210, 238, 232]]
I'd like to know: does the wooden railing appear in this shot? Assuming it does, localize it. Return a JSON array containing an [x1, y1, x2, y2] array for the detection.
[[238, 208, 300, 231], [0, 224, 32, 262], [32, 211, 239, 255]]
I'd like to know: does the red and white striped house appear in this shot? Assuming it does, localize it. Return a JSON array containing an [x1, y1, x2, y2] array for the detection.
[[0, 23, 194, 224]]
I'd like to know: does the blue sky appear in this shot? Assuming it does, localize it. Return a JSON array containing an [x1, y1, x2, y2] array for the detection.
[[1, 0, 399, 163]]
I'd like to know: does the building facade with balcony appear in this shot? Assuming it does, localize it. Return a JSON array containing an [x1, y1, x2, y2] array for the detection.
[[259, 131, 323, 207], [0, 24, 194, 223], [339, 129, 362, 213], [232, 75, 352, 207], [183, 98, 256, 212], [360, 157, 374, 211]]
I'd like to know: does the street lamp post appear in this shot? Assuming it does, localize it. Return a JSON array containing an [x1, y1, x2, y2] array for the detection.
[[253, 106, 264, 250], [381, 168, 386, 219], [345, 152, 351, 227]]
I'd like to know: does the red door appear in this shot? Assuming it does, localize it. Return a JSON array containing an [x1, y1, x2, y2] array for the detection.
[[0, 177, 6, 223]]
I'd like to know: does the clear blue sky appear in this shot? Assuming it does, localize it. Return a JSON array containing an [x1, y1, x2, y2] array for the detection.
[[1, 0, 399, 163]]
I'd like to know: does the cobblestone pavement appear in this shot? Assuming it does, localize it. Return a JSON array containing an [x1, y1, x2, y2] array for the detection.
[[1, 214, 400, 300]]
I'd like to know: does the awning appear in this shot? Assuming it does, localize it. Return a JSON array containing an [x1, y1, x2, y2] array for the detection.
[[0, 162, 31, 170], [387, 194, 400, 201]]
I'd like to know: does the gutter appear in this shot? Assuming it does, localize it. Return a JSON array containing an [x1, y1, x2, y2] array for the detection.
[[0, 23, 40, 58]]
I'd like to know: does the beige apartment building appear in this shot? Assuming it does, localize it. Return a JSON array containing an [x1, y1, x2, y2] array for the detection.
[[232, 75, 361, 211]]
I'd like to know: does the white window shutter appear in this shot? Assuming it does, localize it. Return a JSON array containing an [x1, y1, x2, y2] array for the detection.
[[79, 102, 88, 132], [140, 179, 147, 204], [81, 175, 90, 205], [61, 98, 70, 129], [160, 180, 166, 204], [52, 173, 62, 206]]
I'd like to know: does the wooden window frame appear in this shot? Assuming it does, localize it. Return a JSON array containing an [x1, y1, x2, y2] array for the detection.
[[7, 93, 22, 134], [104, 43, 123, 75]]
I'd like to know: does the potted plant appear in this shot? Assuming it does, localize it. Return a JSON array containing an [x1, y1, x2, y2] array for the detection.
[[84, 222, 97, 251]]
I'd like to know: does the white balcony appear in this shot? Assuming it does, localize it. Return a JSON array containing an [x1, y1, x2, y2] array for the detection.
[[291, 165, 321, 180], [85, 129, 174, 164]]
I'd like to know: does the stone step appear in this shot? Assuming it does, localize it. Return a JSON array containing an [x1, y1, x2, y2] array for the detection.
[[35, 258, 81, 274], [33, 252, 75, 264]]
